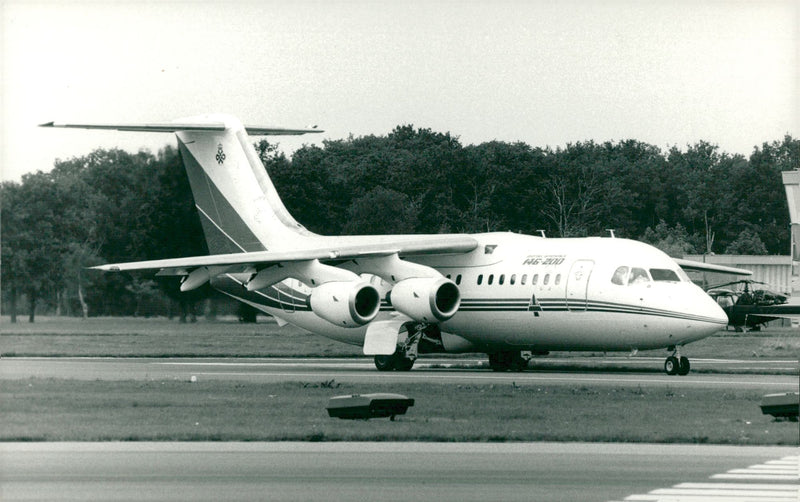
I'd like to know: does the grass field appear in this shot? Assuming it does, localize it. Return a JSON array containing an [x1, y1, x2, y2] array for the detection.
[[2, 378, 797, 444]]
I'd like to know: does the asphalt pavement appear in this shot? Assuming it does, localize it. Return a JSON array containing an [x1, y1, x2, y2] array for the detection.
[[1, 356, 797, 389], [2, 442, 797, 502]]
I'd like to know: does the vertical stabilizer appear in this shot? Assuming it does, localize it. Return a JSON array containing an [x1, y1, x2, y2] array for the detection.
[[176, 115, 318, 253], [40, 115, 322, 254]]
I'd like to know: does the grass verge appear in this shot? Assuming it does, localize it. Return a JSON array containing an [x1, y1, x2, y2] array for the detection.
[[2, 377, 797, 444]]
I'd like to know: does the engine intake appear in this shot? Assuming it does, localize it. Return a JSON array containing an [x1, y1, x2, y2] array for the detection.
[[309, 281, 380, 327], [389, 277, 460, 322]]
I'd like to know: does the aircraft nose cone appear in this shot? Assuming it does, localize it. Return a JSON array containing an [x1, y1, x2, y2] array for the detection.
[[701, 292, 729, 326]]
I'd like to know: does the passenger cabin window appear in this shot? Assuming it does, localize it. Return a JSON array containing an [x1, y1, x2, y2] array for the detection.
[[521, 274, 527, 285], [555, 274, 561, 285], [650, 269, 681, 282], [499, 274, 505, 285], [628, 268, 650, 285], [510, 274, 516, 285], [543, 274, 550, 285], [477, 274, 483, 285], [532, 274, 538, 285], [611, 266, 629, 285], [455, 274, 462, 285], [488, 274, 494, 285]]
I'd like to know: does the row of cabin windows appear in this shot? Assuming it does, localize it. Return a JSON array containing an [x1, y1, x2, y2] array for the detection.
[[455, 273, 562, 287], [445, 274, 463, 285]]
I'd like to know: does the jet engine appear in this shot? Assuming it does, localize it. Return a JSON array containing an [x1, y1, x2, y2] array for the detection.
[[309, 281, 381, 328], [388, 277, 460, 322]]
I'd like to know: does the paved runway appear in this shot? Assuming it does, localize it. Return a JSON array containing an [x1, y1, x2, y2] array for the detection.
[[2, 358, 797, 501], [2, 442, 797, 502], [1, 357, 797, 389]]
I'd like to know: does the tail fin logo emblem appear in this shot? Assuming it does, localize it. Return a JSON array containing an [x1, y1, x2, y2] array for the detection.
[[216, 144, 226, 165]]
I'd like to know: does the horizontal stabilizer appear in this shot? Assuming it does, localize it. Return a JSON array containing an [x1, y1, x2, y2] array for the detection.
[[39, 121, 323, 136]]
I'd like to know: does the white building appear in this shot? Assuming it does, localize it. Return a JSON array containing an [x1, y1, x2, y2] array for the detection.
[[683, 254, 792, 294]]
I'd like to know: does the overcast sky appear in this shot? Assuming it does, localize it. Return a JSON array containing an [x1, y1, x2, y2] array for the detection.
[[2, 0, 797, 181]]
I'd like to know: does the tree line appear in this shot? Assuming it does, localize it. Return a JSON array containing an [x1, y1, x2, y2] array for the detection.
[[2, 128, 798, 321]]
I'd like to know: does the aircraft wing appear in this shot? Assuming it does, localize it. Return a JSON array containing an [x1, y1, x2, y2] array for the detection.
[[674, 258, 752, 276], [92, 234, 479, 273]]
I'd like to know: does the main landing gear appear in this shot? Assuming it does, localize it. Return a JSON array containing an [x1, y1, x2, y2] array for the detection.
[[664, 346, 690, 376], [373, 322, 436, 372], [374, 353, 415, 371], [488, 351, 532, 372]]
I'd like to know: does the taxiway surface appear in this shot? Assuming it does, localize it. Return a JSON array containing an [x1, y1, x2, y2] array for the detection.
[[1, 356, 797, 389], [2, 442, 797, 502]]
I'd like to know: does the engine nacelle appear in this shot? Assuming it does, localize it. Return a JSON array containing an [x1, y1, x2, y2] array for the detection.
[[308, 281, 381, 328], [389, 277, 460, 322]]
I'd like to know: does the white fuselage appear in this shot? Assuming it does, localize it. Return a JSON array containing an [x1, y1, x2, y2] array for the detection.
[[215, 233, 728, 353]]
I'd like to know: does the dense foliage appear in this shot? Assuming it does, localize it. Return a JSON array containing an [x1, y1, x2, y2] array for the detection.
[[2, 130, 797, 320]]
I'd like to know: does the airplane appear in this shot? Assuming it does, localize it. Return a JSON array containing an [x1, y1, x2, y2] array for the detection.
[[41, 114, 752, 376], [707, 280, 800, 331]]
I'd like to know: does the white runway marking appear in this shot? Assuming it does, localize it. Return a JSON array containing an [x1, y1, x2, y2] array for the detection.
[[614, 456, 799, 502]]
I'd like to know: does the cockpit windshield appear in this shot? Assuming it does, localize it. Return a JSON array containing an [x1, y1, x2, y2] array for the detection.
[[611, 266, 629, 285], [612, 266, 685, 286], [629, 268, 650, 285], [649, 269, 681, 282]]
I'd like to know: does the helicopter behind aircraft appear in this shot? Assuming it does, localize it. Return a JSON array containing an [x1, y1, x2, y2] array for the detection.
[[707, 280, 800, 331]]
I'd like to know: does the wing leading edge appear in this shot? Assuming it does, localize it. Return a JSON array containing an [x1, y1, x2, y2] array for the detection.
[[674, 258, 752, 276], [92, 234, 479, 274]]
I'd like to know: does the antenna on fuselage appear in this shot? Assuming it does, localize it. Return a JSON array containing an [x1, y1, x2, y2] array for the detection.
[[537, 230, 546, 238], [606, 229, 616, 238]]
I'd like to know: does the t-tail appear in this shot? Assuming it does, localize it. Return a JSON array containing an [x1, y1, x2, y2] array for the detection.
[[40, 114, 323, 254]]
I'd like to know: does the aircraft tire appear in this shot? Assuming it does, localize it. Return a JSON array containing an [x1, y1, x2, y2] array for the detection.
[[510, 352, 529, 372], [489, 352, 525, 371], [677, 356, 690, 376], [374, 355, 396, 371], [394, 357, 415, 371], [664, 356, 679, 376], [488, 353, 511, 372]]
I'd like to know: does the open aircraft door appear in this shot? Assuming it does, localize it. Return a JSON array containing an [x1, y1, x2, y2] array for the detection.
[[566, 260, 594, 311]]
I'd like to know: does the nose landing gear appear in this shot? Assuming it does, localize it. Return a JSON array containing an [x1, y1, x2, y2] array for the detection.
[[664, 346, 690, 376]]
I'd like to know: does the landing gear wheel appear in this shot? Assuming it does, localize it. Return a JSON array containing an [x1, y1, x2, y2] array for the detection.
[[677, 356, 690, 376], [488, 353, 511, 372], [488, 351, 529, 372], [664, 356, 679, 375], [374, 355, 396, 371], [374, 354, 415, 371], [394, 356, 415, 371], [510, 352, 529, 372]]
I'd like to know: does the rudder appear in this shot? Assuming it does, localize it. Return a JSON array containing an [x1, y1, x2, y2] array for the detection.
[[175, 114, 315, 254]]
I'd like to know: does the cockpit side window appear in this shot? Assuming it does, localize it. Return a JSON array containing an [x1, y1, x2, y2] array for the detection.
[[650, 269, 681, 282], [611, 266, 629, 285], [628, 267, 650, 285], [716, 295, 734, 307]]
